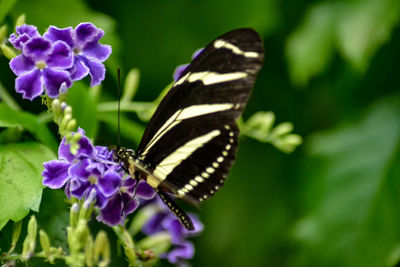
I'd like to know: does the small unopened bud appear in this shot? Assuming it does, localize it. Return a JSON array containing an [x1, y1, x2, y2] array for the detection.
[[59, 82, 68, 94], [72, 132, 82, 142], [94, 231, 110, 267], [66, 119, 77, 133], [8, 220, 22, 254], [15, 14, 26, 27], [39, 230, 52, 262], [85, 235, 94, 267], [22, 216, 38, 260], [64, 105, 72, 116], [70, 203, 80, 227]]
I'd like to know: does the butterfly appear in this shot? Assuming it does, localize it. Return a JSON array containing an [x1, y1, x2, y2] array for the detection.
[[113, 28, 264, 230]]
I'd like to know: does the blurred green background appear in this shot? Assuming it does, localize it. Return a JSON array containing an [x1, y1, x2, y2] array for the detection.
[[1, 0, 400, 266]]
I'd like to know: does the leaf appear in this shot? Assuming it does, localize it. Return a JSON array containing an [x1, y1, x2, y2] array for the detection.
[[0, 103, 58, 151], [285, 2, 335, 86], [293, 96, 400, 267], [0, 142, 55, 230], [336, 0, 400, 70], [286, 0, 400, 85], [67, 81, 99, 139]]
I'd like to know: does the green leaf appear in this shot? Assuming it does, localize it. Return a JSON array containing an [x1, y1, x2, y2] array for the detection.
[[286, 2, 335, 86], [336, 0, 400, 70], [0, 103, 58, 150], [68, 82, 99, 139], [0, 142, 56, 230], [286, 0, 400, 85], [0, 0, 17, 24], [293, 96, 400, 267]]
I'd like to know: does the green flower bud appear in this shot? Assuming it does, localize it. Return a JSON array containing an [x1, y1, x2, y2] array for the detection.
[[94, 231, 110, 267], [85, 235, 94, 267], [22, 216, 38, 260], [8, 220, 22, 254], [70, 203, 80, 227], [39, 230, 52, 262]]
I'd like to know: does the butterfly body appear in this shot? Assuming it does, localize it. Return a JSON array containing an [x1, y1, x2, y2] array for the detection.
[[114, 28, 264, 230]]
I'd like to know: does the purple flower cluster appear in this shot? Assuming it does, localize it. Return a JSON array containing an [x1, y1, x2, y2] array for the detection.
[[143, 200, 203, 264], [9, 23, 111, 100], [42, 128, 155, 226]]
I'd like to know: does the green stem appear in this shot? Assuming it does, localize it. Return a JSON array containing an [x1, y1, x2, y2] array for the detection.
[[97, 101, 153, 113]]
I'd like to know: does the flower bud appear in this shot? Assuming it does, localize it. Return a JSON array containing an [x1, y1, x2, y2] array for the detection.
[[94, 231, 110, 267], [70, 203, 80, 227], [271, 122, 294, 137], [39, 230, 52, 262], [9, 220, 22, 253], [22, 216, 38, 260]]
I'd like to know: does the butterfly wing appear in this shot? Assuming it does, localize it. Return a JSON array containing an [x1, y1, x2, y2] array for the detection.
[[138, 28, 264, 206]]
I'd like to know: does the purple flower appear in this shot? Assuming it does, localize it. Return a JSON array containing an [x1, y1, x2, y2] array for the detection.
[[44, 23, 111, 86], [97, 178, 156, 226], [9, 36, 73, 100], [173, 48, 203, 81], [42, 128, 156, 226], [8, 24, 40, 50], [142, 199, 203, 264]]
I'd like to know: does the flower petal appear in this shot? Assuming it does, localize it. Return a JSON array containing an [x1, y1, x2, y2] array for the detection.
[[69, 179, 91, 198], [82, 41, 111, 62], [15, 69, 43, 100], [42, 160, 70, 188], [43, 26, 74, 47], [46, 41, 73, 69], [74, 23, 102, 48], [97, 170, 121, 197], [136, 180, 156, 200], [122, 195, 139, 215], [142, 212, 168, 235], [16, 24, 40, 38], [68, 159, 91, 179], [173, 64, 188, 81], [9, 33, 30, 50], [163, 217, 186, 243], [69, 55, 89, 81], [9, 54, 35, 76], [43, 68, 72, 98], [78, 55, 105, 86], [165, 241, 194, 263], [97, 194, 124, 226], [22, 37, 52, 61]]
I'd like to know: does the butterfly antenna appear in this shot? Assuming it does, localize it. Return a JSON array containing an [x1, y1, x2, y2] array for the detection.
[[117, 67, 121, 147]]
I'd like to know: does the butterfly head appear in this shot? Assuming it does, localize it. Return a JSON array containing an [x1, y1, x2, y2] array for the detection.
[[109, 145, 136, 167]]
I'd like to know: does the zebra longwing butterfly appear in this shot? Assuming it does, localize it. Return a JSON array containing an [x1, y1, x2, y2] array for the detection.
[[113, 28, 264, 230]]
